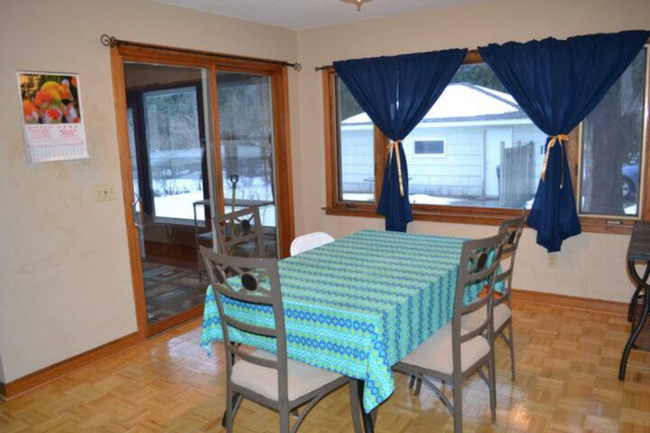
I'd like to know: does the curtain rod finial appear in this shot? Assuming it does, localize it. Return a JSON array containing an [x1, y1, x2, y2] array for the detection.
[[292, 63, 302, 72], [100, 34, 121, 48]]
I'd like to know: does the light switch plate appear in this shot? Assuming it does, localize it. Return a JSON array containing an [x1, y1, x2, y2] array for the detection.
[[94, 183, 117, 202]]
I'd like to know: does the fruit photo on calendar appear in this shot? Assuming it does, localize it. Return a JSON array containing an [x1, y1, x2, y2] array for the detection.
[[19, 73, 82, 125]]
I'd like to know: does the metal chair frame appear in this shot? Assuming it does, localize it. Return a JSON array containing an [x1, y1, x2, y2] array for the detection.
[[200, 247, 362, 433], [214, 206, 266, 257], [492, 209, 526, 380], [394, 232, 507, 433]]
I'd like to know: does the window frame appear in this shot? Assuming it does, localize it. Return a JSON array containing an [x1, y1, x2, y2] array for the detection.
[[322, 49, 650, 234]]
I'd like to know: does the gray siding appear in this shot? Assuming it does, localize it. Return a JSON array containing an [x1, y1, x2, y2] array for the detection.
[[340, 122, 547, 198]]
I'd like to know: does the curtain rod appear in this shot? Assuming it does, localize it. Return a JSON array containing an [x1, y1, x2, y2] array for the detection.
[[100, 35, 302, 71], [314, 49, 480, 71], [314, 37, 650, 71]]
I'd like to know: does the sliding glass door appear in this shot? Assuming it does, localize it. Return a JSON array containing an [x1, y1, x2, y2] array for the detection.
[[113, 45, 294, 336], [216, 71, 278, 257], [124, 63, 213, 329]]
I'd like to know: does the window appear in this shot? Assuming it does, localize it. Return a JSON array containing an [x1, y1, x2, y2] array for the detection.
[[413, 139, 445, 156], [143, 86, 206, 222], [579, 48, 648, 218], [323, 49, 650, 233], [334, 76, 375, 202]]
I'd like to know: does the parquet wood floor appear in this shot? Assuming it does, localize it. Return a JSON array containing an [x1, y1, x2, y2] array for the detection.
[[1, 299, 650, 432]]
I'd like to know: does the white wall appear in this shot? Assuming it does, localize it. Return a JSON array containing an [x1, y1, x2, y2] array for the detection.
[[295, 0, 650, 303], [0, 0, 298, 383]]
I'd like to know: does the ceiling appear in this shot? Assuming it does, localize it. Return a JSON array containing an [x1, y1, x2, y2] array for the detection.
[[154, 0, 487, 31]]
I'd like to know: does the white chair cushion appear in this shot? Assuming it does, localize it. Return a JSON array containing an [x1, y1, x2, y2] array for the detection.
[[290, 232, 335, 256], [231, 350, 342, 401], [461, 303, 512, 334], [401, 324, 490, 375]]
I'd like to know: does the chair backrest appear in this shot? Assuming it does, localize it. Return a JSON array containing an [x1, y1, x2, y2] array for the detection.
[[495, 208, 526, 298], [214, 206, 265, 257], [199, 246, 290, 402], [451, 232, 508, 370], [290, 232, 335, 256]]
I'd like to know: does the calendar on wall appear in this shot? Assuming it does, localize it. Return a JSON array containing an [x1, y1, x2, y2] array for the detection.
[[17, 71, 89, 163]]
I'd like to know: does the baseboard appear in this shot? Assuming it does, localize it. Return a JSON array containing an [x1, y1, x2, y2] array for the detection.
[[512, 289, 628, 316], [0, 331, 142, 401]]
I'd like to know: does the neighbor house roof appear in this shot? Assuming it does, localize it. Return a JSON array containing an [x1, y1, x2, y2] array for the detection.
[[342, 83, 529, 126]]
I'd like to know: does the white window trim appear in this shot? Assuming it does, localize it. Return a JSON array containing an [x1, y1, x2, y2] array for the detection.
[[410, 137, 447, 158]]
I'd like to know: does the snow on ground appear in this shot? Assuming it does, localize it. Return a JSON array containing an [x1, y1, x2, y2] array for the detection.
[[153, 176, 277, 226], [342, 193, 461, 206]]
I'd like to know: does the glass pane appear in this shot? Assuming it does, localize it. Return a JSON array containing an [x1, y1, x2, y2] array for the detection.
[[580, 49, 647, 217], [124, 62, 212, 325], [143, 86, 205, 221], [216, 71, 278, 256], [414, 140, 445, 155], [337, 76, 374, 202], [397, 63, 546, 209]]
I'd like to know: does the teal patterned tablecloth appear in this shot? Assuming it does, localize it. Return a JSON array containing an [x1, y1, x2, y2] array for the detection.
[[200, 230, 484, 413]]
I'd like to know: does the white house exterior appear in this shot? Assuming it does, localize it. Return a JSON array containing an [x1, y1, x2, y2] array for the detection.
[[340, 83, 549, 207]]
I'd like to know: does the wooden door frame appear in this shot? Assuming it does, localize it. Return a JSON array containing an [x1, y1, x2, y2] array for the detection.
[[110, 45, 295, 337]]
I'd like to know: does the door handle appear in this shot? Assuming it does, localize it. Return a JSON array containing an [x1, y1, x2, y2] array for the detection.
[[132, 197, 144, 228]]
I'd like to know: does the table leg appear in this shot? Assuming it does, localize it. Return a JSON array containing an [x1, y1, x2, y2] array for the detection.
[[628, 286, 642, 322], [619, 289, 650, 380], [355, 379, 376, 433]]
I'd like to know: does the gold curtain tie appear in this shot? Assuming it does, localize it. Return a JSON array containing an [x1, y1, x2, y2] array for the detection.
[[541, 134, 570, 185], [387, 140, 405, 197]]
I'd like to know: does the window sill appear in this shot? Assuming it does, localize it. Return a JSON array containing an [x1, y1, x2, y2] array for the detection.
[[323, 205, 636, 235]]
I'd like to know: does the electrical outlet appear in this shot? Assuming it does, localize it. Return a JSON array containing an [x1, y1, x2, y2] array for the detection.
[[548, 253, 558, 269], [94, 183, 117, 202]]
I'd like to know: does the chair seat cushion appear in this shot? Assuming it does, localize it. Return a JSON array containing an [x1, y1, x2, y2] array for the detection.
[[231, 350, 342, 402], [462, 303, 512, 333], [400, 324, 490, 375]]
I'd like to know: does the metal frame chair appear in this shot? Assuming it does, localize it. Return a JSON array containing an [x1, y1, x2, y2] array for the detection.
[[393, 232, 507, 433], [461, 209, 525, 381], [214, 206, 267, 257], [200, 247, 363, 433]]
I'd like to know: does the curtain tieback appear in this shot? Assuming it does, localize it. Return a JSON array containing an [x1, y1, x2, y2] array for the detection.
[[388, 140, 405, 197], [541, 134, 570, 186]]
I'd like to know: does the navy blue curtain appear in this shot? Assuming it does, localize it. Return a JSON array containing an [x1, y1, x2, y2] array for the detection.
[[479, 30, 650, 252], [334, 49, 467, 231]]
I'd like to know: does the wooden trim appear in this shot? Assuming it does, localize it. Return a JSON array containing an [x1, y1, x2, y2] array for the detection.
[[276, 67, 296, 257], [512, 289, 627, 316], [209, 67, 226, 218], [146, 305, 204, 337], [323, 71, 337, 209], [0, 332, 141, 401], [111, 47, 148, 338], [117, 44, 285, 73]]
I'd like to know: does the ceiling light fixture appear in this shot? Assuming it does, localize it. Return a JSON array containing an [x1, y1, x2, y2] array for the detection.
[[340, 0, 373, 12]]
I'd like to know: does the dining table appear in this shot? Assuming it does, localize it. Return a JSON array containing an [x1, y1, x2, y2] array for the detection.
[[200, 229, 488, 432]]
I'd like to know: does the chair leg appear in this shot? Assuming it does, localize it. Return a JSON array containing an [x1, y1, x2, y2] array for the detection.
[[414, 376, 423, 396], [225, 387, 234, 433], [350, 381, 363, 433], [452, 377, 463, 433], [408, 374, 416, 389], [279, 406, 291, 433], [488, 358, 497, 425], [507, 320, 516, 381]]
